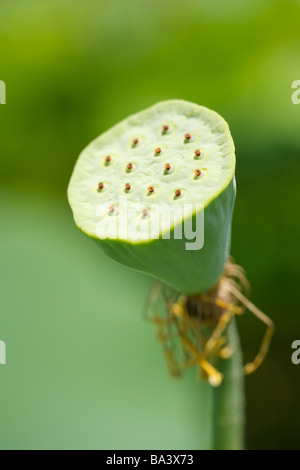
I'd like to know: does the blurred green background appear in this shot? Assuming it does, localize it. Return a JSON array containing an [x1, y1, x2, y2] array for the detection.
[[1, 0, 300, 450]]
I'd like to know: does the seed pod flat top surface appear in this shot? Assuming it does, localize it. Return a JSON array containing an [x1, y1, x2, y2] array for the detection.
[[68, 100, 235, 243]]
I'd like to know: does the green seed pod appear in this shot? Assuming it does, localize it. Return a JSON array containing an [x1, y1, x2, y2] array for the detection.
[[68, 100, 236, 294]]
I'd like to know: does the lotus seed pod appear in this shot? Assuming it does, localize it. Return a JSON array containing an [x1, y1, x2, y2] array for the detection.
[[68, 100, 236, 294]]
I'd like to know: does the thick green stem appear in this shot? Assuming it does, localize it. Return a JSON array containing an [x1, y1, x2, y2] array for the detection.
[[212, 318, 245, 450]]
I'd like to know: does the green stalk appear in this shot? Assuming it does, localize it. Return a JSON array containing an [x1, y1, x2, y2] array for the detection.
[[213, 319, 244, 450]]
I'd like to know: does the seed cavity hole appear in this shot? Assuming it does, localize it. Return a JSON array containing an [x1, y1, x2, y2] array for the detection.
[[184, 133, 195, 143], [154, 147, 164, 156], [147, 185, 156, 195], [107, 205, 118, 216], [173, 188, 184, 200], [105, 155, 112, 166], [132, 138, 139, 148], [141, 208, 150, 219], [161, 124, 173, 135], [164, 163, 175, 175], [194, 169, 206, 180], [124, 182, 133, 193], [194, 149, 204, 159], [126, 162, 136, 173], [97, 182, 105, 192]]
